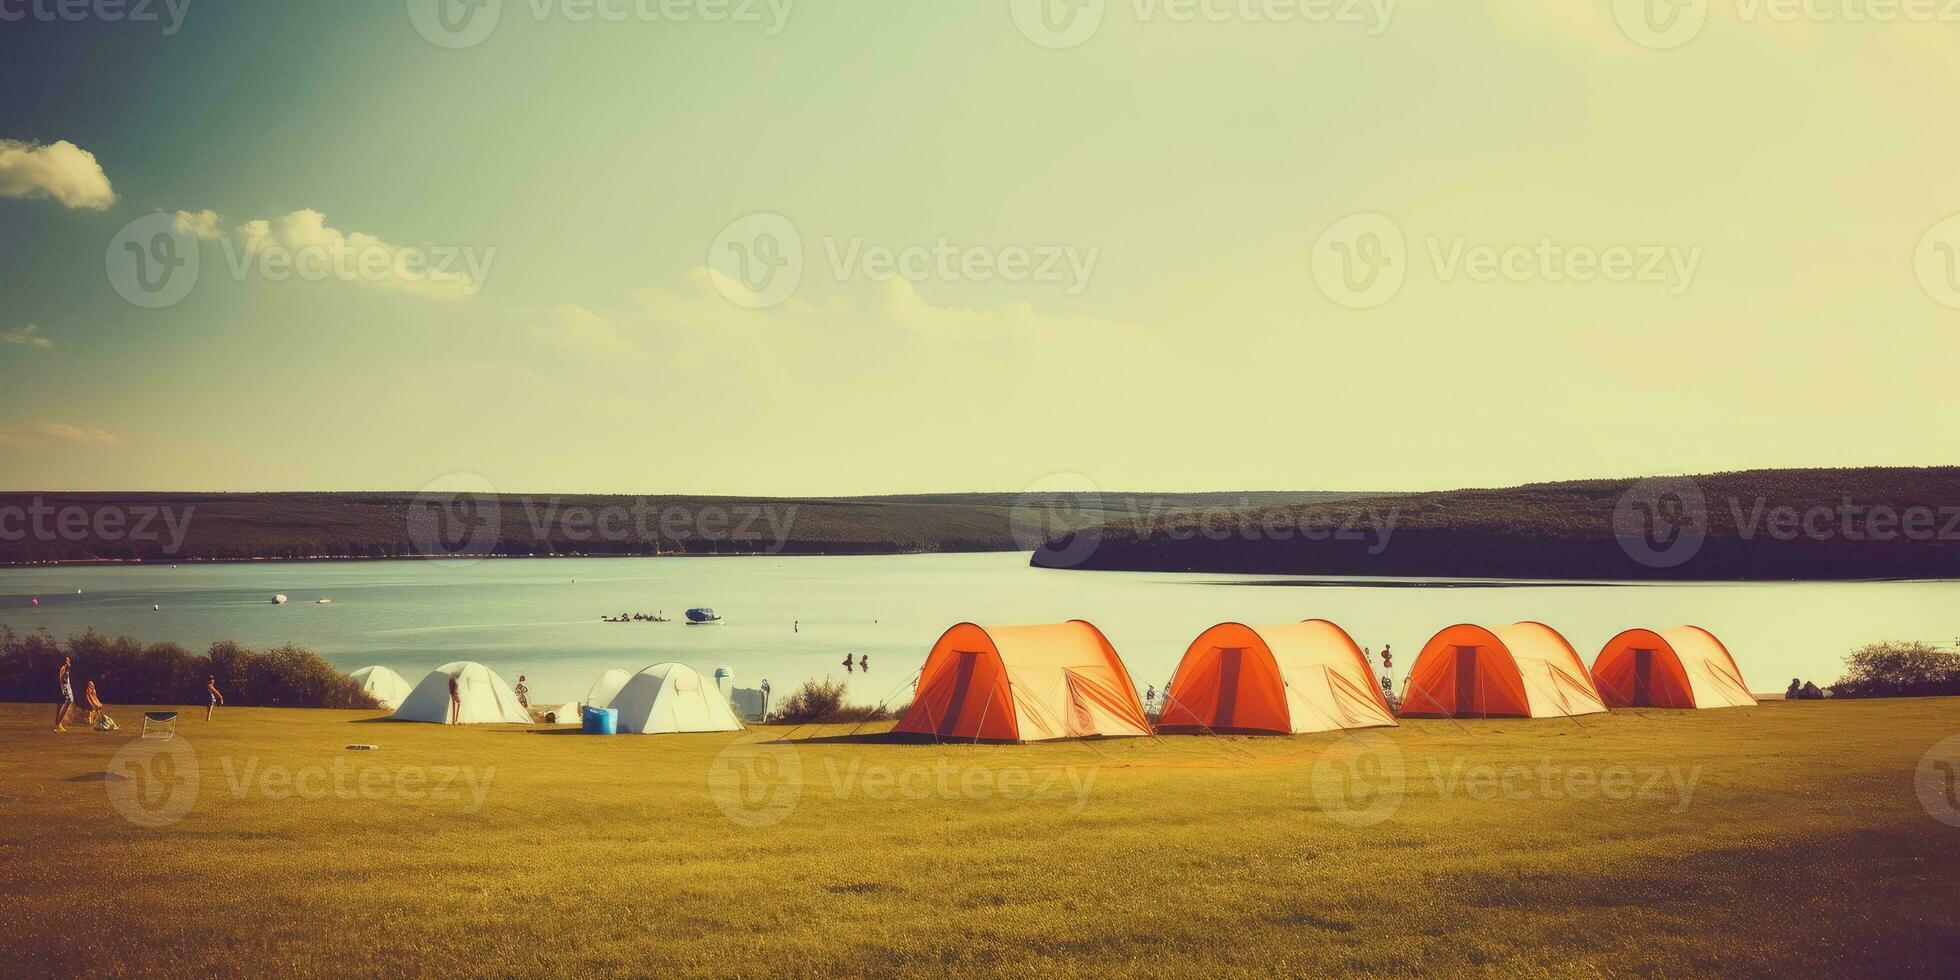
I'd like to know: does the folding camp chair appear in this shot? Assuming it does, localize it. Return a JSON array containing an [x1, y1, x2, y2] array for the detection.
[[141, 711, 179, 740]]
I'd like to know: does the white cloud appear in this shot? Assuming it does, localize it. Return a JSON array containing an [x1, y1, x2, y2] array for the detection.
[[171, 209, 225, 240], [1, 324, 54, 350], [532, 267, 1151, 370], [232, 209, 488, 299], [529, 303, 643, 360], [0, 139, 116, 210], [38, 422, 118, 445]]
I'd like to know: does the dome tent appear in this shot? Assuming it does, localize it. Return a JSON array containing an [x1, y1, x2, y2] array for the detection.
[[586, 669, 632, 710], [893, 621, 1151, 743], [349, 666, 414, 711], [391, 662, 532, 724], [1398, 623, 1607, 720], [1160, 621, 1396, 735], [609, 663, 745, 734], [1592, 626, 1756, 709]]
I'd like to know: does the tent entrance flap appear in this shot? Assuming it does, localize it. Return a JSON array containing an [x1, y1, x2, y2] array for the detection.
[[1215, 648, 1245, 729], [1454, 646, 1478, 714], [1632, 649, 1654, 707], [937, 651, 984, 737]]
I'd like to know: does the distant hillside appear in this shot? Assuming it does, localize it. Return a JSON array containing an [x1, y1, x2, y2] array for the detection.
[[1030, 467, 1960, 581], [0, 490, 1373, 565]]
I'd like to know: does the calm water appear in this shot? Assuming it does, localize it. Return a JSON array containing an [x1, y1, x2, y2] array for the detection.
[[3, 553, 1955, 706]]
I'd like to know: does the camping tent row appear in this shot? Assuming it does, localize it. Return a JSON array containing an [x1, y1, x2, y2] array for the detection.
[[887, 619, 1756, 743], [363, 620, 1754, 735], [381, 661, 743, 733]]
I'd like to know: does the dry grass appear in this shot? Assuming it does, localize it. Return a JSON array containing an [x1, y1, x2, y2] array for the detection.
[[4, 698, 1958, 977]]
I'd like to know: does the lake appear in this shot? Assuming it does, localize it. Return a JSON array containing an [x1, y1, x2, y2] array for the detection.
[[3, 552, 1954, 707]]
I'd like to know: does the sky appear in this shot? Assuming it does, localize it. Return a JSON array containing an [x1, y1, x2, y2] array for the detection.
[[1, 0, 1957, 496]]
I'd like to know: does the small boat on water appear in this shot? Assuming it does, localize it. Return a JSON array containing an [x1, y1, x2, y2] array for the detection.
[[272, 594, 289, 605], [685, 608, 722, 625]]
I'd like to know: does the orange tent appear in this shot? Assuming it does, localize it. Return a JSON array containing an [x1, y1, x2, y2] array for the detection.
[[1592, 626, 1756, 709], [892, 621, 1151, 742], [1159, 621, 1397, 734], [1398, 622, 1607, 719]]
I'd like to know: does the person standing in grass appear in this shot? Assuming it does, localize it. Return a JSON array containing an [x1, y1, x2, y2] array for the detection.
[[55, 656, 75, 732], [514, 675, 530, 708], [84, 680, 105, 727], [448, 674, 462, 724], [205, 675, 224, 721]]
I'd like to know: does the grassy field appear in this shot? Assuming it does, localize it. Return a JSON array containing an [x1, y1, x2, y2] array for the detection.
[[5, 698, 1959, 977]]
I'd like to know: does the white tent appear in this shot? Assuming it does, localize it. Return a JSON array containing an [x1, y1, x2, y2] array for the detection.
[[610, 663, 745, 735], [350, 665, 414, 711], [392, 662, 533, 724], [586, 668, 632, 710], [541, 702, 581, 724]]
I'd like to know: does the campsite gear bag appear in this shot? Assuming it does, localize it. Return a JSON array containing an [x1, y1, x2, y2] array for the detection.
[[93, 714, 120, 731]]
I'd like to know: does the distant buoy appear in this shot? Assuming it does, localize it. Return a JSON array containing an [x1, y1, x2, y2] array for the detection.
[[30, 598, 39, 606], [154, 604, 161, 611], [75, 589, 82, 594]]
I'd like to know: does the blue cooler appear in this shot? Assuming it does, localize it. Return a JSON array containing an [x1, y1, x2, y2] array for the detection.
[[582, 706, 618, 735]]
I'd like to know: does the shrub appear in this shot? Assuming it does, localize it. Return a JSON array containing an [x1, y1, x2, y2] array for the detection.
[[1831, 642, 1960, 699], [765, 678, 900, 725], [0, 627, 379, 709]]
